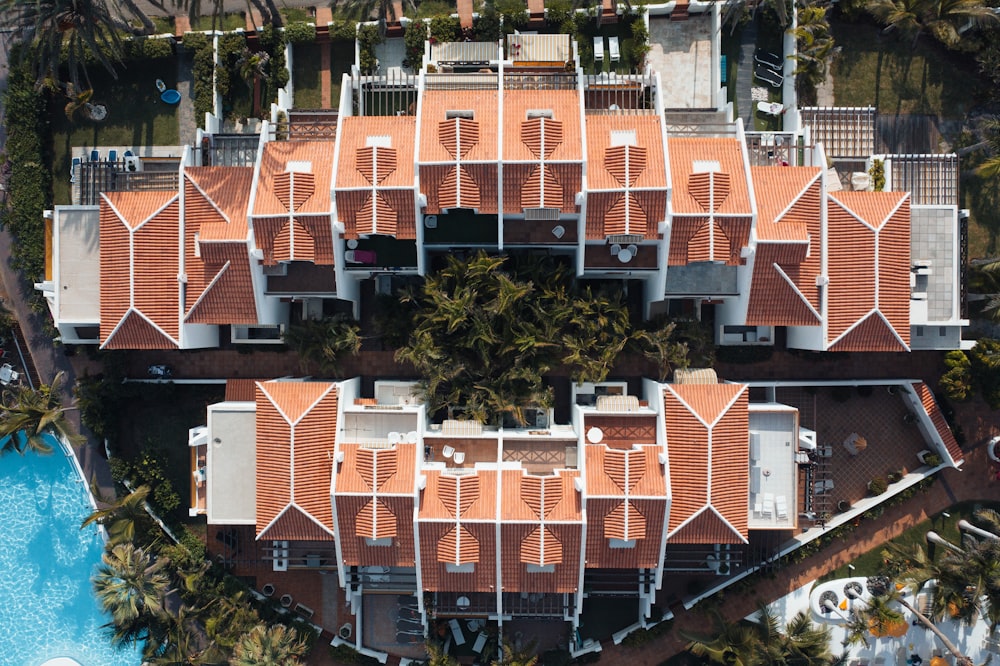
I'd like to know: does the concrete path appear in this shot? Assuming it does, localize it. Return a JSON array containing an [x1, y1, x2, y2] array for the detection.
[[736, 17, 758, 127], [177, 45, 197, 145]]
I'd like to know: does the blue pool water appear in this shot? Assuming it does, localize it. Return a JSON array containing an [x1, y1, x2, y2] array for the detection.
[[0, 437, 143, 666]]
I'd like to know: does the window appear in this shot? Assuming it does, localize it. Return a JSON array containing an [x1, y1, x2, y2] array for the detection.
[[446, 110, 474, 119], [365, 537, 393, 547], [609, 538, 636, 549], [445, 563, 475, 573], [526, 564, 555, 573]]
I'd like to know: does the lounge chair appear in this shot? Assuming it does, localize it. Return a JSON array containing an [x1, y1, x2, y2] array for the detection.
[[754, 49, 783, 70], [762, 493, 774, 517], [344, 249, 377, 264], [594, 36, 605, 62], [609, 35, 620, 63], [754, 63, 783, 88], [70, 157, 81, 183], [107, 149, 117, 163], [775, 495, 788, 520], [90, 149, 100, 162]]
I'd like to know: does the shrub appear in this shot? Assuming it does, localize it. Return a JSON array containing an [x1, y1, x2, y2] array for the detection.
[[329, 19, 359, 41], [869, 158, 886, 191], [474, 1, 503, 41], [404, 20, 428, 68], [358, 24, 382, 75], [0, 61, 50, 285], [496, 0, 528, 30], [184, 32, 216, 124], [868, 477, 888, 496], [284, 21, 316, 44], [429, 15, 460, 43], [125, 36, 176, 60]]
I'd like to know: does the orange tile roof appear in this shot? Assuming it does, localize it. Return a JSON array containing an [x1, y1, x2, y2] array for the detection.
[[668, 137, 751, 215], [225, 378, 260, 402], [419, 90, 498, 163], [912, 382, 963, 466], [253, 141, 335, 216], [504, 163, 581, 214], [586, 116, 667, 190], [584, 497, 665, 569], [335, 116, 417, 189], [255, 381, 339, 540], [503, 90, 582, 162], [419, 521, 496, 591], [335, 494, 415, 567], [585, 444, 667, 497], [664, 383, 748, 544], [745, 169, 824, 325], [499, 469, 581, 571], [184, 167, 253, 240], [335, 442, 418, 495], [419, 469, 498, 521], [827, 192, 910, 351], [583, 414, 658, 449], [252, 214, 335, 266], [585, 190, 664, 240], [100, 192, 181, 349], [501, 523, 581, 593]]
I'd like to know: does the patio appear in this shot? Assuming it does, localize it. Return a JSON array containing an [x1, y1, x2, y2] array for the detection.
[[362, 594, 427, 660], [774, 386, 932, 517], [647, 14, 714, 109]]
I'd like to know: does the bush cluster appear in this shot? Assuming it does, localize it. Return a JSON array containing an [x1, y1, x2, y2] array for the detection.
[[329, 19, 359, 41], [0, 62, 50, 284], [123, 36, 176, 60], [284, 20, 316, 44], [183, 32, 216, 124], [429, 15, 460, 44], [358, 24, 382, 74], [404, 20, 428, 68], [259, 24, 290, 105]]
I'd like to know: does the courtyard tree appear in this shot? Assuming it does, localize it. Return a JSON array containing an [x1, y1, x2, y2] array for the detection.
[[865, 0, 998, 47], [93, 543, 173, 649], [632, 319, 691, 382], [82, 484, 156, 547], [396, 252, 641, 425], [684, 604, 834, 665], [230, 623, 309, 666], [283, 314, 362, 376]]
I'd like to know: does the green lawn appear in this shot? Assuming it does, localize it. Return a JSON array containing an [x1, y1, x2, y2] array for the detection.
[[50, 63, 180, 204], [190, 12, 246, 32], [820, 501, 1000, 583], [293, 42, 323, 108], [830, 19, 984, 119], [579, 22, 641, 75]]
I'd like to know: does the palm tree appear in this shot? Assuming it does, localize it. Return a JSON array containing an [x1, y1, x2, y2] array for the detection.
[[633, 319, 690, 382], [229, 623, 309, 666], [283, 315, 362, 375], [683, 609, 759, 665], [491, 640, 538, 666], [426, 642, 459, 666], [0, 371, 85, 456], [0, 0, 151, 91], [93, 543, 172, 649], [686, 605, 834, 666], [81, 484, 155, 547], [792, 5, 836, 90], [866, 0, 998, 47]]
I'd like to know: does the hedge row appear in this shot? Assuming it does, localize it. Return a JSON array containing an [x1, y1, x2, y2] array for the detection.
[[0, 61, 50, 285], [183, 32, 216, 124]]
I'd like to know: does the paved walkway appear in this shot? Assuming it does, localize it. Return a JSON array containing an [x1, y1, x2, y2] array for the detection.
[[736, 16, 757, 127], [176, 45, 197, 145]]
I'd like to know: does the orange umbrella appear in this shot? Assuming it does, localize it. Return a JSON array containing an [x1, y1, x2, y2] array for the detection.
[[930, 658, 948, 666], [868, 617, 908, 638]]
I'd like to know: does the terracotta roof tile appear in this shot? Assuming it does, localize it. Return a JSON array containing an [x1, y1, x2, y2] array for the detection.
[[585, 116, 667, 190], [667, 215, 751, 266], [746, 244, 822, 326], [419, 521, 496, 591], [501, 523, 581, 592], [584, 497, 664, 569], [583, 414, 658, 449], [668, 138, 751, 215], [252, 214, 334, 266], [336, 443, 417, 495], [336, 117, 416, 188], [503, 90, 582, 162], [184, 167, 253, 240], [253, 141, 335, 216], [100, 192, 181, 349], [225, 379, 260, 402], [335, 494, 415, 567], [255, 381, 339, 540], [827, 192, 910, 351], [911, 382, 963, 466], [751, 167, 820, 242], [664, 384, 748, 544], [419, 469, 497, 521], [419, 90, 498, 163], [585, 444, 666, 497], [258, 506, 336, 541]]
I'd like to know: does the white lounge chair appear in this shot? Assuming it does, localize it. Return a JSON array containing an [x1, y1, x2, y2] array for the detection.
[[762, 493, 774, 517], [775, 495, 788, 519], [453, 451, 466, 464], [442, 445, 455, 458], [593, 36, 605, 62], [609, 36, 620, 63]]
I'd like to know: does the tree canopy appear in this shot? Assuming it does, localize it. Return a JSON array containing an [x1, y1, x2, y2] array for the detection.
[[395, 252, 686, 425]]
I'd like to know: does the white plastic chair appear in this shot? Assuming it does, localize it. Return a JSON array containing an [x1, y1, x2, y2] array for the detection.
[[453, 451, 466, 464], [775, 495, 788, 519], [442, 445, 455, 458], [762, 493, 774, 517], [551, 225, 565, 239], [593, 36, 605, 62], [609, 36, 620, 63]]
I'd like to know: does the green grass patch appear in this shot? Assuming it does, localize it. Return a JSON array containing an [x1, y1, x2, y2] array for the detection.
[[830, 19, 984, 119], [50, 63, 180, 204], [151, 16, 175, 34], [292, 42, 323, 108], [280, 6, 314, 23], [820, 501, 1000, 583], [579, 22, 641, 75], [190, 12, 246, 32], [415, 0, 455, 19], [330, 39, 354, 107]]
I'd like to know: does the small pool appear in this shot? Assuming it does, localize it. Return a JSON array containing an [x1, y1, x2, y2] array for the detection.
[[160, 89, 181, 105], [0, 436, 143, 665]]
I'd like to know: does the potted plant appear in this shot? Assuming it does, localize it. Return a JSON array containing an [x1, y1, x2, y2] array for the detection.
[[868, 477, 888, 496], [887, 470, 902, 484], [919, 451, 943, 467]]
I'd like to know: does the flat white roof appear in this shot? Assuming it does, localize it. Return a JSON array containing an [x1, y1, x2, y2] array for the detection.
[[206, 402, 257, 525], [55, 207, 101, 323], [748, 405, 798, 530]]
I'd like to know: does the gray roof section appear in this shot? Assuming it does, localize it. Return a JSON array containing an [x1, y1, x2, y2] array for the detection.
[[911, 206, 957, 322]]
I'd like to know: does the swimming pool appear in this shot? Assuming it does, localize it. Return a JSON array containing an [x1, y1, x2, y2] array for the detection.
[[0, 436, 143, 666]]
